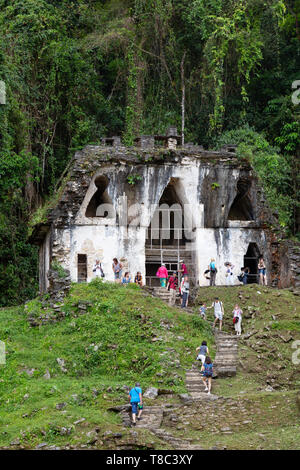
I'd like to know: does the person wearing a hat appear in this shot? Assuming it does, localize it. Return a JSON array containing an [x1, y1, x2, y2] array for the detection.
[[225, 262, 234, 286], [93, 259, 104, 278], [156, 263, 168, 288]]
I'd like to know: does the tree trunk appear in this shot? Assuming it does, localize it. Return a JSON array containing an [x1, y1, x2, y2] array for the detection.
[[181, 51, 186, 146]]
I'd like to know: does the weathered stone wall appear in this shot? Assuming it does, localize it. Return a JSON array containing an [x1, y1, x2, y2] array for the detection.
[[31, 144, 299, 291]]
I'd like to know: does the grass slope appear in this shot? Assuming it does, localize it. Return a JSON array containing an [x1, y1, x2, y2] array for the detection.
[[0, 281, 299, 450], [0, 280, 212, 449]]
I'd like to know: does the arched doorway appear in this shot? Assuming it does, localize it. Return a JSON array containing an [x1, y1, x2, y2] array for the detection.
[[145, 178, 194, 286], [85, 176, 114, 218], [243, 243, 260, 284], [228, 178, 254, 221]]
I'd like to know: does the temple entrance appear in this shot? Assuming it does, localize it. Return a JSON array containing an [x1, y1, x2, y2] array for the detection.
[[145, 178, 195, 287], [243, 243, 260, 284], [77, 254, 87, 282]]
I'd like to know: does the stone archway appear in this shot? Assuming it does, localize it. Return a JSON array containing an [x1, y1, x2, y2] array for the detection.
[[145, 177, 195, 287], [228, 178, 254, 221], [85, 175, 114, 218], [244, 243, 260, 284]]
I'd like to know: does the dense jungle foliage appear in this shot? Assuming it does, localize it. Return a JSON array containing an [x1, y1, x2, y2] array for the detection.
[[0, 0, 299, 305]]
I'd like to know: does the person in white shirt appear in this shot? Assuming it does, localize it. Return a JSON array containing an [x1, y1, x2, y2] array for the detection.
[[93, 259, 104, 278], [232, 304, 242, 336], [207, 297, 224, 331], [225, 262, 234, 286]]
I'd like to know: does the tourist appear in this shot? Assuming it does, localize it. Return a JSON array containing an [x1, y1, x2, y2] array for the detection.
[[203, 269, 210, 286], [208, 258, 217, 286], [134, 271, 143, 286], [181, 274, 190, 308], [122, 272, 131, 284], [199, 302, 207, 319], [208, 297, 224, 330], [238, 267, 249, 285], [232, 304, 243, 336], [178, 259, 188, 284], [112, 258, 123, 283], [196, 340, 209, 365], [156, 263, 168, 288], [167, 271, 178, 306], [92, 259, 104, 278], [201, 356, 213, 395], [128, 382, 143, 426], [258, 256, 267, 285], [225, 262, 234, 286]]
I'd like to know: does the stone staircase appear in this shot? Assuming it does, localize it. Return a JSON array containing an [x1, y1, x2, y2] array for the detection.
[[152, 287, 174, 303], [185, 364, 218, 400], [152, 428, 202, 450], [213, 330, 239, 377], [121, 406, 164, 430], [121, 405, 201, 449]]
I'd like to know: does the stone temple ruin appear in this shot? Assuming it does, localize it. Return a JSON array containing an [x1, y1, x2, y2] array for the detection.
[[30, 127, 299, 293]]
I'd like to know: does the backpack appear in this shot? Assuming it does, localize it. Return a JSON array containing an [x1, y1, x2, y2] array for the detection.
[[204, 363, 213, 376], [233, 316, 239, 324]]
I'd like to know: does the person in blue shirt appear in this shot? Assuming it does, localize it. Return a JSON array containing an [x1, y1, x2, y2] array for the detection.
[[128, 382, 143, 426]]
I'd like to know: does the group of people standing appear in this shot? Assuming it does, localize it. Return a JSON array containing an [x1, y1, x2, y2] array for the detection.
[[199, 298, 243, 335], [207, 256, 267, 286], [156, 260, 190, 309], [93, 258, 143, 286]]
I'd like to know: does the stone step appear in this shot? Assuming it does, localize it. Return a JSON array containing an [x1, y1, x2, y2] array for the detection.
[[189, 392, 218, 400]]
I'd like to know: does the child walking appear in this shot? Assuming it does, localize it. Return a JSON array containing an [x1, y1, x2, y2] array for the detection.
[[199, 302, 207, 319], [201, 356, 213, 395]]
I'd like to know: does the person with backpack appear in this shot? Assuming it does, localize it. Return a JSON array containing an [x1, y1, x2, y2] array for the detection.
[[156, 263, 168, 288], [196, 340, 209, 365], [232, 304, 243, 336], [93, 259, 105, 278], [167, 271, 178, 306], [208, 297, 224, 330], [128, 382, 143, 426], [201, 356, 213, 394], [181, 274, 190, 308], [238, 267, 249, 285], [208, 258, 217, 286]]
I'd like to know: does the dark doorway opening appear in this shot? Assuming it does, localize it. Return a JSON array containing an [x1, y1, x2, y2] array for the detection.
[[145, 178, 194, 287], [78, 254, 87, 283], [244, 243, 260, 284], [228, 178, 254, 221], [85, 176, 114, 218]]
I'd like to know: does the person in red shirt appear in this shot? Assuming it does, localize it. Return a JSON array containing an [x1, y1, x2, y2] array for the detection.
[[179, 259, 188, 276], [167, 271, 178, 306]]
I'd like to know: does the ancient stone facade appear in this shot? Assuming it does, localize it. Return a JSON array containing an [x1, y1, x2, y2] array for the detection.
[[30, 129, 299, 292]]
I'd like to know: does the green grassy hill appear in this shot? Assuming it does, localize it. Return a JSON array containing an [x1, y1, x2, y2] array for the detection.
[[0, 280, 212, 449], [0, 281, 299, 450]]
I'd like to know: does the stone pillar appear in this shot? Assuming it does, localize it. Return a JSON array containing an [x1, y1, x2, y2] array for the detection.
[[139, 135, 155, 149], [167, 138, 177, 150]]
